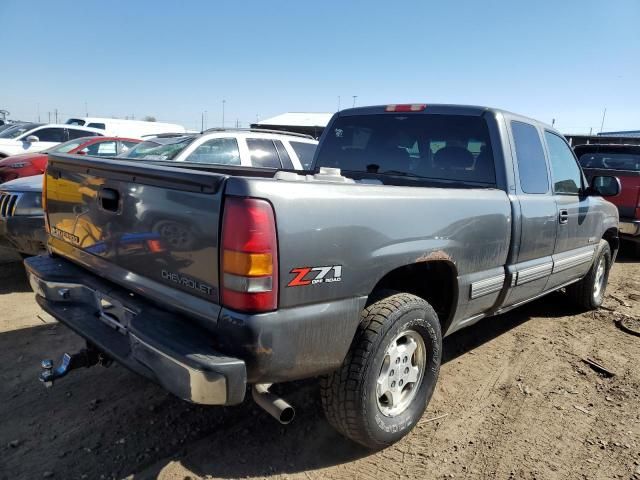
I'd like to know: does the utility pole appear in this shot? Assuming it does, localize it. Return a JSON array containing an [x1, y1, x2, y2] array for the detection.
[[551, 118, 556, 127], [337, 96, 341, 111], [236, 119, 239, 128], [222, 99, 226, 128], [201, 112, 204, 131], [352, 95, 357, 107], [37, 103, 40, 122], [599, 108, 607, 134], [48, 112, 51, 123], [54, 109, 58, 123], [85, 101, 88, 117]]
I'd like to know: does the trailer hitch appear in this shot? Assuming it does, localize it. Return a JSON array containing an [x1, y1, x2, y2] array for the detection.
[[39, 344, 112, 388]]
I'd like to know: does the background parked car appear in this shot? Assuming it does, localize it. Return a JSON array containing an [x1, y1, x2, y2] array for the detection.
[[0, 136, 141, 183], [0, 174, 45, 256], [120, 134, 196, 161], [120, 129, 318, 169], [576, 143, 640, 255], [0, 123, 104, 158], [0, 122, 27, 135], [65, 117, 186, 138]]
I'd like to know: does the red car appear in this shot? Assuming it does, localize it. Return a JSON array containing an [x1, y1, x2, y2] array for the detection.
[[576, 143, 640, 255], [0, 136, 141, 183]]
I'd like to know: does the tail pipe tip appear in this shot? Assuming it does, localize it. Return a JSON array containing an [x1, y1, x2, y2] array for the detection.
[[251, 383, 295, 425]]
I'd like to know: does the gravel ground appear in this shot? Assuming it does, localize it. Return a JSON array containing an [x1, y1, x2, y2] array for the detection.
[[0, 245, 639, 480]]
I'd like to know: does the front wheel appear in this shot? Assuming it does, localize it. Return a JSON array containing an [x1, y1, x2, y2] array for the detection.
[[320, 292, 442, 449], [567, 240, 612, 310]]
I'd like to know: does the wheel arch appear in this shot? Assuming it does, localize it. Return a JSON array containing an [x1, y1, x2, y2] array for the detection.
[[602, 227, 619, 261], [368, 260, 459, 334]]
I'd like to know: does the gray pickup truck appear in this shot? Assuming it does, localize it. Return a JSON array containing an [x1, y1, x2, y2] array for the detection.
[[26, 105, 621, 449]]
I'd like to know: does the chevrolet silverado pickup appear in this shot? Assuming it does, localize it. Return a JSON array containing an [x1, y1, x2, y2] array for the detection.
[[26, 105, 621, 449]]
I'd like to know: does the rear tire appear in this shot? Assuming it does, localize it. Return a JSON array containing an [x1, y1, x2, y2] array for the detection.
[[567, 240, 611, 310], [320, 292, 442, 449]]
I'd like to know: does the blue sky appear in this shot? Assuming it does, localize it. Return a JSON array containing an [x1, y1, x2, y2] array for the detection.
[[1, 0, 638, 133]]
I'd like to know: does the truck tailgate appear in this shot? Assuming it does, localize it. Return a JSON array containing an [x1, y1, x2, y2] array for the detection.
[[45, 154, 226, 321]]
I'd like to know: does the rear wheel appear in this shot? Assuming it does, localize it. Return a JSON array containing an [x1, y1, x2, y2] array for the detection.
[[567, 240, 611, 310], [320, 292, 442, 449]]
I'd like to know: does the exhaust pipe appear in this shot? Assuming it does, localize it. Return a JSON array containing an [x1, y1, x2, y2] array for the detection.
[[251, 383, 295, 424]]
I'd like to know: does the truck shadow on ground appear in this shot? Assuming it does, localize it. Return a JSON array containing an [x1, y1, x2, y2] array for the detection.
[[0, 260, 32, 294], [0, 258, 619, 479], [612, 242, 639, 264]]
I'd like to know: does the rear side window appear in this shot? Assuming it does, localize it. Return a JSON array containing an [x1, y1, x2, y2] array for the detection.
[[119, 141, 139, 154], [31, 128, 66, 142], [246, 138, 281, 168], [545, 132, 583, 195], [68, 128, 99, 140], [511, 121, 549, 194], [184, 138, 240, 165], [274, 140, 294, 169], [86, 141, 117, 156], [290, 141, 317, 170], [314, 114, 496, 184]]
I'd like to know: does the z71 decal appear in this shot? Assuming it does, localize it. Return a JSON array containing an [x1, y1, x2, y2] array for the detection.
[[287, 265, 342, 287]]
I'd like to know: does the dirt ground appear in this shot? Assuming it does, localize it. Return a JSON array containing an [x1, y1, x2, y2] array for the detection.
[[1, 246, 639, 480]]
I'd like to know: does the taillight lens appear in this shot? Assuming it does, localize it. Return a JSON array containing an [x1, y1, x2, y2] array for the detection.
[[221, 197, 278, 312]]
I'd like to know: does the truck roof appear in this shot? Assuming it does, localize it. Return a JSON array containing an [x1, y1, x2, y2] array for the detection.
[[337, 104, 554, 131]]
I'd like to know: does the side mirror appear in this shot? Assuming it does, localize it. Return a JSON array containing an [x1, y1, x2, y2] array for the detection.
[[590, 175, 621, 197], [76, 148, 88, 155], [25, 135, 39, 143]]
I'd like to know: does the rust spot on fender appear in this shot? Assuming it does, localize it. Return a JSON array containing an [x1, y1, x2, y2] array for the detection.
[[415, 250, 453, 263]]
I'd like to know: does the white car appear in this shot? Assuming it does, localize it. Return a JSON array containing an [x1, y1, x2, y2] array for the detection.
[[0, 123, 104, 158], [65, 117, 186, 138], [121, 129, 319, 170]]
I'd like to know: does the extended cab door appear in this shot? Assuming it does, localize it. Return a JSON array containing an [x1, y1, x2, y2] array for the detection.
[[544, 131, 600, 289], [502, 120, 558, 307]]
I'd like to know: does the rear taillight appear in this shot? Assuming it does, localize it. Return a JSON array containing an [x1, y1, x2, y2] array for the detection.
[[221, 197, 278, 312]]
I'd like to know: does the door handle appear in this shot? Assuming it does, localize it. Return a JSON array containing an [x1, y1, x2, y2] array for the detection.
[[558, 209, 569, 224]]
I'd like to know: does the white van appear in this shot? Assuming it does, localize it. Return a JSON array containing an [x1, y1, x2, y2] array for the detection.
[[65, 117, 186, 139]]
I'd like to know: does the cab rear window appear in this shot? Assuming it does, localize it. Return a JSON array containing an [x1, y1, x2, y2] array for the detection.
[[315, 114, 495, 185], [578, 152, 640, 172]]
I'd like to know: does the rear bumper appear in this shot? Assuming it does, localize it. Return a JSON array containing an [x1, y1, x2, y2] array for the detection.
[[0, 215, 47, 255], [24, 254, 247, 405], [619, 219, 640, 240]]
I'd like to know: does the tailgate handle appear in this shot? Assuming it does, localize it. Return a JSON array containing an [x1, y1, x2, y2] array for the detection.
[[99, 188, 120, 212]]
